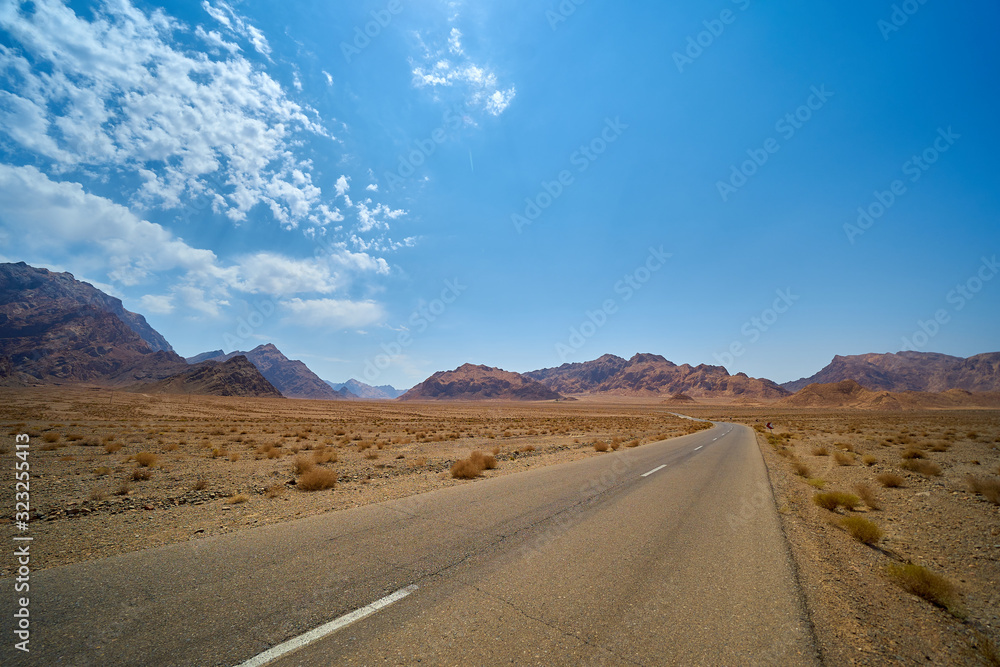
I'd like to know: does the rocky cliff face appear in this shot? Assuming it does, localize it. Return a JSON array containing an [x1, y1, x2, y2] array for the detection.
[[527, 353, 789, 399], [134, 355, 284, 398], [782, 351, 1000, 393], [400, 364, 565, 401], [189, 344, 345, 399]]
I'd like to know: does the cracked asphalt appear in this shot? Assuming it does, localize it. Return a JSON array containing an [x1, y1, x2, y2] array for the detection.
[[2, 423, 818, 666]]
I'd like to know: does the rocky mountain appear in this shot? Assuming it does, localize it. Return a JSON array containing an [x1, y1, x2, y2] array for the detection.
[[189, 344, 344, 400], [1, 262, 172, 352], [325, 378, 404, 400], [0, 263, 192, 385], [526, 353, 789, 399], [778, 379, 1000, 410], [782, 351, 1000, 393], [133, 356, 284, 398], [399, 364, 565, 401]]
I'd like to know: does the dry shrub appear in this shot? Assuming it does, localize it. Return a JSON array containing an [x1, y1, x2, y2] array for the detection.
[[928, 441, 950, 452], [293, 455, 314, 475], [104, 442, 123, 454], [89, 488, 107, 502], [841, 516, 883, 544], [226, 493, 249, 504], [42, 432, 60, 443], [833, 451, 854, 466], [966, 476, 1000, 505], [813, 491, 860, 511], [807, 478, 826, 489], [517, 445, 536, 453], [364, 451, 379, 460], [264, 484, 284, 498], [66, 433, 84, 442], [115, 480, 131, 496], [886, 563, 960, 612], [901, 448, 926, 460], [861, 455, 878, 466], [811, 446, 829, 456], [450, 451, 497, 479], [594, 441, 610, 452], [411, 456, 427, 468], [901, 459, 942, 476], [134, 452, 157, 467], [298, 468, 337, 491], [877, 472, 905, 488], [131, 467, 152, 481], [165, 443, 179, 452], [792, 461, 810, 477], [93, 466, 111, 476], [470, 451, 497, 470], [491, 445, 501, 456], [229, 453, 240, 463], [853, 483, 881, 510], [312, 448, 337, 464], [625, 439, 640, 448]]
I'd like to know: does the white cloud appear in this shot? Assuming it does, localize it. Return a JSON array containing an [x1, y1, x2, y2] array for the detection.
[[0, 0, 333, 228], [0, 164, 390, 316], [322, 70, 334, 86], [201, 0, 271, 57], [366, 183, 379, 192], [283, 298, 384, 329], [140, 294, 175, 315], [410, 19, 516, 117], [335, 174, 351, 197]]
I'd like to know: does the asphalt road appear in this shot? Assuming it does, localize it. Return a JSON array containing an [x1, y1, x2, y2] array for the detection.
[[2, 422, 819, 666]]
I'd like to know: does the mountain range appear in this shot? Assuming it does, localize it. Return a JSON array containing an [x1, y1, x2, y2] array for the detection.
[[2, 261, 998, 404]]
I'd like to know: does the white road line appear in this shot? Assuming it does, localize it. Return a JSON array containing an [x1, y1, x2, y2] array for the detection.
[[236, 585, 418, 667], [641, 464, 667, 478], [694, 446, 703, 451]]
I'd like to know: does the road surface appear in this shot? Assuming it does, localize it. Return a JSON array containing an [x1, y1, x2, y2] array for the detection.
[[2, 422, 818, 666]]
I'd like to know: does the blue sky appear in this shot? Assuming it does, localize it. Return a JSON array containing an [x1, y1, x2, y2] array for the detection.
[[1, 0, 997, 389]]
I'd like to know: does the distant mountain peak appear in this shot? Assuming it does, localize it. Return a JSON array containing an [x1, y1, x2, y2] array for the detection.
[[401, 364, 564, 401], [782, 351, 1000, 393]]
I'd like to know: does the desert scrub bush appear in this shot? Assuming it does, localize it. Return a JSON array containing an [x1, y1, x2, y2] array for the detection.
[[293, 455, 315, 475], [226, 493, 249, 504], [93, 466, 111, 476], [792, 461, 810, 477], [853, 482, 882, 510], [410, 456, 428, 468], [192, 478, 208, 491], [450, 451, 497, 479], [841, 516, 883, 544], [593, 441, 610, 452], [928, 441, 950, 452], [901, 459, 942, 476], [833, 451, 854, 466], [297, 468, 337, 491], [364, 451, 379, 460], [89, 487, 107, 502], [966, 475, 1000, 505], [134, 452, 157, 467], [811, 446, 829, 456], [114, 480, 131, 496], [66, 433, 84, 442], [877, 472, 905, 488], [264, 484, 284, 498], [901, 448, 926, 459], [886, 563, 960, 613], [104, 442, 123, 454], [517, 445, 536, 453], [813, 491, 861, 511], [861, 455, 878, 466], [807, 478, 826, 489], [42, 432, 60, 443], [131, 467, 152, 481], [470, 451, 497, 470], [228, 453, 240, 463]]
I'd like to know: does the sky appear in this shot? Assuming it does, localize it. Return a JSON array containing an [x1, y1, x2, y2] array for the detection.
[[0, 0, 997, 390]]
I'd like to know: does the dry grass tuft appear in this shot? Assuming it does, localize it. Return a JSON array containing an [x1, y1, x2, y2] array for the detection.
[[853, 482, 882, 510], [134, 452, 157, 467], [833, 450, 854, 466], [293, 455, 315, 475], [792, 460, 810, 477], [89, 488, 107, 502], [226, 493, 249, 504], [450, 451, 497, 479], [131, 467, 152, 481], [877, 472, 905, 488], [192, 478, 208, 491], [104, 442, 123, 454], [593, 441, 609, 452], [264, 484, 285, 498], [813, 491, 861, 511], [811, 446, 829, 456], [886, 563, 960, 613], [901, 448, 926, 459], [807, 478, 826, 489], [901, 459, 942, 476], [841, 516, 883, 544], [861, 455, 878, 466], [114, 480, 131, 496], [297, 468, 337, 491], [966, 476, 1000, 505]]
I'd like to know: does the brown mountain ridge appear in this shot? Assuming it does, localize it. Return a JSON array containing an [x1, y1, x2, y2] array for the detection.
[[400, 364, 565, 401], [782, 351, 1000, 393]]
